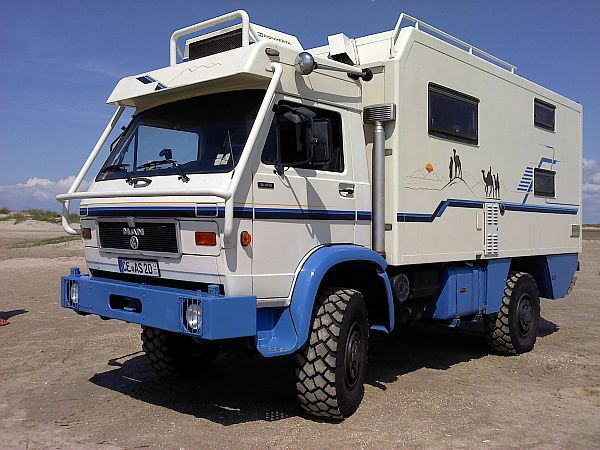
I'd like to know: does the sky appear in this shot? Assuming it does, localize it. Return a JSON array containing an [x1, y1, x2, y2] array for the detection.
[[0, 0, 599, 222]]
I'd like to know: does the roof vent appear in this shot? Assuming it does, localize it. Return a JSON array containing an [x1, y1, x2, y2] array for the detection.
[[364, 103, 396, 123]]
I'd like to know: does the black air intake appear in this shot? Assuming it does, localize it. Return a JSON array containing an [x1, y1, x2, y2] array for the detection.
[[188, 29, 243, 60], [98, 222, 178, 254]]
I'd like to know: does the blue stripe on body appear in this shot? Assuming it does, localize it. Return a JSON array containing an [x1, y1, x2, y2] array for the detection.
[[356, 211, 372, 221], [81, 205, 356, 221], [80, 197, 578, 224], [254, 207, 355, 221], [540, 157, 558, 165], [397, 198, 577, 223]]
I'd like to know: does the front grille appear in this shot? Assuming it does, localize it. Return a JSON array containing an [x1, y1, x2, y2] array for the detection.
[[98, 222, 178, 254]]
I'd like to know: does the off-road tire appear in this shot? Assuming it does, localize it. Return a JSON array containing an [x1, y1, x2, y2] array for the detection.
[[295, 288, 369, 420], [141, 326, 216, 378], [484, 271, 540, 355]]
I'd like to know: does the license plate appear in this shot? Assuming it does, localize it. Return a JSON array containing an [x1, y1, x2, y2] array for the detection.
[[118, 259, 160, 277]]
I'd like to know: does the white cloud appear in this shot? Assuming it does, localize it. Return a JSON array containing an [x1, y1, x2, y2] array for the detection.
[[0, 176, 89, 211], [583, 158, 600, 223]]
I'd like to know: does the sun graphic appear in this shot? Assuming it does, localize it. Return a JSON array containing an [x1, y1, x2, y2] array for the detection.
[[425, 163, 433, 173]]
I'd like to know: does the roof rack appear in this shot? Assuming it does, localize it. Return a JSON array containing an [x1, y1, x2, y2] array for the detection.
[[391, 13, 516, 74]]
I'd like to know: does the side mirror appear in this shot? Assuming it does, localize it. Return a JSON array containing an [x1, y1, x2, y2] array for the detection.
[[295, 52, 316, 75], [310, 119, 332, 164], [270, 105, 332, 173]]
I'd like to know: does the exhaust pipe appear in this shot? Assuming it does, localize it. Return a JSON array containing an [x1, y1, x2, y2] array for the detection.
[[364, 103, 396, 255]]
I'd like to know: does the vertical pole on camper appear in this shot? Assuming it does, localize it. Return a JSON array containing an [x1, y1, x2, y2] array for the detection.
[[363, 103, 396, 256], [372, 120, 386, 255]]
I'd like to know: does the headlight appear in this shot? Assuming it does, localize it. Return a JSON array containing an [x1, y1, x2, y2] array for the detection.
[[69, 281, 79, 306], [185, 303, 202, 331]]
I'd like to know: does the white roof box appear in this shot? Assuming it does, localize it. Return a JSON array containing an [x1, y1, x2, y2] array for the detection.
[[183, 23, 303, 61], [327, 33, 357, 65]]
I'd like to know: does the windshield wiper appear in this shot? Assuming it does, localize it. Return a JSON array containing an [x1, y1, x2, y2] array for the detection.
[[99, 163, 129, 174], [136, 159, 189, 183], [136, 159, 175, 170]]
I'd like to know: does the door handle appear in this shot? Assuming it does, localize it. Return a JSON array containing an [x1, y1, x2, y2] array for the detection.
[[339, 183, 355, 197]]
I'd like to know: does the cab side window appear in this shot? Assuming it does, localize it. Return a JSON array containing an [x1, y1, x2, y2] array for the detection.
[[261, 102, 344, 172]]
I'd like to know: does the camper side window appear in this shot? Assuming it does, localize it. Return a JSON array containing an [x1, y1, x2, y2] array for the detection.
[[428, 84, 478, 144], [534, 99, 555, 131], [261, 102, 344, 172], [534, 168, 556, 197]]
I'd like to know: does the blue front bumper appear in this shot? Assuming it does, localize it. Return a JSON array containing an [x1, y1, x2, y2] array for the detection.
[[61, 268, 257, 340]]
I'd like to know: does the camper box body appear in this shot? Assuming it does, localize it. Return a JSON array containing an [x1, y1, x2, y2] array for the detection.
[[354, 27, 582, 265]]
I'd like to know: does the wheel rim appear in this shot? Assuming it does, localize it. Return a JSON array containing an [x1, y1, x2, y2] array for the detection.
[[344, 322, 363, 389], [517, 294, 534, 335]]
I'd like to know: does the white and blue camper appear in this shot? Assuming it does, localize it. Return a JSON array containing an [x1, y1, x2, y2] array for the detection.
[[58, 11, 582, 419]]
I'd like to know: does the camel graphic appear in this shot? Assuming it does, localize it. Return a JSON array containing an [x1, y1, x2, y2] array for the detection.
[[481, 166, 501, 199], [494, 173, 500, 198], [452, 149, 462, 179], [407, 148, 503, 200], [449, 149, 462, 180]]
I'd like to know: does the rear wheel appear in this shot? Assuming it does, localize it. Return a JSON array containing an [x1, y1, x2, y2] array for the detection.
[[295, 287, 369, 420], [141, 326, 217, 378], [484, 272, 540, 355]]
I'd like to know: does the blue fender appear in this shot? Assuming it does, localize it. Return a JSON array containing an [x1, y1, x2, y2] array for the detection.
[[290, 245, 394, 349], [256, 244, 393, 357]]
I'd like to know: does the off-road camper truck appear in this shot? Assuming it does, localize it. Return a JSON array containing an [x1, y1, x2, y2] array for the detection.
[[58, 11, 581, 419]]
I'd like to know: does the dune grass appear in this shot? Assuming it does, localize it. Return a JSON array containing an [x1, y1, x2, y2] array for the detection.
[[0, 208, 79, 224], [10, 235, 80, 248]]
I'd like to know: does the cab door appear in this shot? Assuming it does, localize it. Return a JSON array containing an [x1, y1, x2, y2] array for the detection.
[[251, 99, 355, 300]]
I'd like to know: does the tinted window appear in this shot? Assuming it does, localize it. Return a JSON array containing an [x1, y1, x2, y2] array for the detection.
[[428, 84, 478, 144], [534, 168, 555, 197], [261, 102, 344, 172], [534, 99, 555, 131], [96, 90, 264, 181], [135, 126, 200, 174]]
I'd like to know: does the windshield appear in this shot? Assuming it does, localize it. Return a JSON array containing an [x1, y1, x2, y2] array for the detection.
[[96, 90, 264, 181]]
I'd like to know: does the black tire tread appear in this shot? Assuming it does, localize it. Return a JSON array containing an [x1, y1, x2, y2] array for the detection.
[[295, 287, 363, 420], [141, 326, 214, 378], [141, 326, 181, 377], [484, 271, 538, 355]]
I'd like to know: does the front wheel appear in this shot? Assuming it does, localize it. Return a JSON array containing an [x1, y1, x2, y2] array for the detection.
[[484, 271, 540, 355], [141, 326, 217, 378], [295, 287, 369, 420]]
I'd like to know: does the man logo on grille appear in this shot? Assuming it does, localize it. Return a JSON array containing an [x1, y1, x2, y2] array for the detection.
[[130, 235, 139, 250]]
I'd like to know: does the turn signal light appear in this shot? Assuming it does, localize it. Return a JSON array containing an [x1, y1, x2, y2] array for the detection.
[[240, 231, 252, 247], [195, 231, 217, 246], [81, 228, 92, 240]]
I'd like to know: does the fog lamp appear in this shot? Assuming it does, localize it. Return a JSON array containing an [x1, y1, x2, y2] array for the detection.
[[185, 303, 202, 331], [69, 281, 79, 306]]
